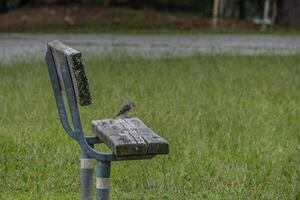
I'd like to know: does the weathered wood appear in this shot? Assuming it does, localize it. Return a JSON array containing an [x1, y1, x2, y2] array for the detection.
[[91, 117, 169, 156], [92, 119, 148, 156], [125, 117, 169, 155], [47, 40, 92, 106]]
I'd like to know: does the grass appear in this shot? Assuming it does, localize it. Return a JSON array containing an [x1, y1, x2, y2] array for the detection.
[[0, 54, 300, 199]]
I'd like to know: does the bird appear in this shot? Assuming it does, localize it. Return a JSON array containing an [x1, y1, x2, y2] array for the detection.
[[115, 102, 135, 118]]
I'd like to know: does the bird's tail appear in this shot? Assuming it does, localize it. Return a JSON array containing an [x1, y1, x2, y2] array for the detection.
[[114, 113, 120, 119]]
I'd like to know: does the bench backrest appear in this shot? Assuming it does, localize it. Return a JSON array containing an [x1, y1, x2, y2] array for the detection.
[[47, 40, 92, 106]]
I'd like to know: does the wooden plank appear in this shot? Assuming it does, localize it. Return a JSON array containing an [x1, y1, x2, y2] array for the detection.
[[91, 119, 148, 156], [47, 40, 92, 106], [125, 117, 169, 155], [91, 117, 169, 156], [116, 118, 147, 144], [48, 42, 68, 90], [68, 54, 92, 106], [48, 40, 80, 56], [48, 41, 81, 90]]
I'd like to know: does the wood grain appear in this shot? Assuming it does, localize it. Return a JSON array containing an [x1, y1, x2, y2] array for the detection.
[[47, 40, 92, 106], [91, 117, 169, 156], [92, 119, 148, 156], [126, 117, 169, 155]]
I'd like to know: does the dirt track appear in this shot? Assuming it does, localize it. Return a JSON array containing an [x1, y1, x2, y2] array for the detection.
[[1, 34, 300, 63]]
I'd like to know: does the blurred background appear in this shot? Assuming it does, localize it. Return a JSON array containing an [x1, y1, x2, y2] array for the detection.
[[1, 1, 300, 200], [0, 0, 299, 33]]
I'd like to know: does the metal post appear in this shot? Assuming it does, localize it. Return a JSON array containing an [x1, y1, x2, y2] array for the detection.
[[212, 0, 220, 27], [81, 147, 94, 200], [96, 161, 111, 200], [262, 0, 270, 30]]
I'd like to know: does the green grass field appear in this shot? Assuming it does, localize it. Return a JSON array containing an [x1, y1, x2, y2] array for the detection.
[[0, 55, 299, 199]]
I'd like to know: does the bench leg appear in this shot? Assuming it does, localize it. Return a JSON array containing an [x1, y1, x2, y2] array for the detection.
[[96, 161, 111, 200], [80, 149, 94, 200]]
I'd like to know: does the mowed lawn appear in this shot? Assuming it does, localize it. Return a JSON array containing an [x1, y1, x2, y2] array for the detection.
[[0, 55, 299, 199]]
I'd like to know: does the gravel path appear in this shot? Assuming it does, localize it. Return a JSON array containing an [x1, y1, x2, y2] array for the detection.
[[1, 33, 300, 63]]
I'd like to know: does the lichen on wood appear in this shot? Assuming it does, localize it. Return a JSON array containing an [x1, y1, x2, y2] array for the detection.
[[47, 40, 92, 106]]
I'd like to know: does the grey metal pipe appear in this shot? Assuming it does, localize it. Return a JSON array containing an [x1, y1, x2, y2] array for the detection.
[[81, 148, 94, 200], [96, 161, 111, 200]]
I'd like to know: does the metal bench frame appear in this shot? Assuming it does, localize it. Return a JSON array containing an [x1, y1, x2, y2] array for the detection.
[[45, 41, 162, 200]]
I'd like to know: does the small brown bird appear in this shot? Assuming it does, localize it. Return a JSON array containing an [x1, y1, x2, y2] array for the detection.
[[115, 102, 135, 118]]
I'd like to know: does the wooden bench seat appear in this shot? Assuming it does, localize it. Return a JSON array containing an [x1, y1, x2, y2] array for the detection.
[[92, 117, 169, 156]]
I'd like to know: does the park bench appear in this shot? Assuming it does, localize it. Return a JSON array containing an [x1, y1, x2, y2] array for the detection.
[[45, 40, 169, 200]]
